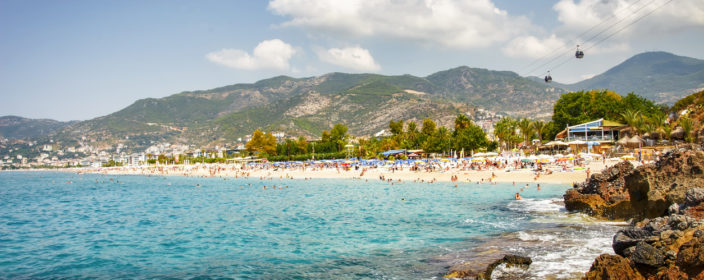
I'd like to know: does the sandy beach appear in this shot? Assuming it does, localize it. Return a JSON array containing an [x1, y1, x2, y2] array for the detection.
[[73, 159, 637, 186]]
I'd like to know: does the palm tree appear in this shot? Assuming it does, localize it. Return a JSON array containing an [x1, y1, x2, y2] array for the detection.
[[680, 116, 694, 143], [650, 113, 668, 140], [454, 114, 472, 131], [620, 109, 642, 136], [663, 125, 673, 141], [517, 118, 534, 146], [532, 120, 546, 143]]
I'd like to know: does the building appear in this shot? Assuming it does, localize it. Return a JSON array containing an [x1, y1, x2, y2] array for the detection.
[[555, 118, 626, 142]]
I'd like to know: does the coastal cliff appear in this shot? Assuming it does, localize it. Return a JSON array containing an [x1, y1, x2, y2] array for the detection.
[[564, 150, 704, 220], [564, 150, 704, 279]]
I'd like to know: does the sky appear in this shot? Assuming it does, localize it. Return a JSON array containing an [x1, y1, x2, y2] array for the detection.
[[1, 0, 703, 121]]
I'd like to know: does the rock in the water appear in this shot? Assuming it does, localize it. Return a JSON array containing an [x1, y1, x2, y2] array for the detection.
[[583, 254, 644, 280], [445, 254, 531, 280], [477, 254, 531, 280]]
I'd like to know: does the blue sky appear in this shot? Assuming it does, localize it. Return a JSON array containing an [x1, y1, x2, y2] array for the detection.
[[1, 0, 702, 121]]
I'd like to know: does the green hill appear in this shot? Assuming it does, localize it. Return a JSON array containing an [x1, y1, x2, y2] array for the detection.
[[0, 116, 75, 139], [568, 52, 704, 104], [37, 51, 704, 151]]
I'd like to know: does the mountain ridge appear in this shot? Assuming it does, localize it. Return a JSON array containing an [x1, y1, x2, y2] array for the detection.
[[568, 51, 704, 103], [4, 51, 703, 151]]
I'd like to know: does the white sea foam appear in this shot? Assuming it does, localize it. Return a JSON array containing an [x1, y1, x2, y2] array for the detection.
[[507, 223, 622, 279], [507, 198, 565, 214]]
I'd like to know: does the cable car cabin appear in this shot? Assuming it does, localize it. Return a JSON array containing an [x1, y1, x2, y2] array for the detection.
[[575, 45, 584, 59], [544, 71, 552, 83]]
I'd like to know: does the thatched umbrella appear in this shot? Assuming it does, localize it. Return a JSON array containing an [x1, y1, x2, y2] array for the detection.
[[616, 135, 630, 146], [627, 135, 645, 148], [671, 127, 685, 140]]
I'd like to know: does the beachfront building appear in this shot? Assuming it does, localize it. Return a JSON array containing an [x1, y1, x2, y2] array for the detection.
[[555, 118, 626, 143]]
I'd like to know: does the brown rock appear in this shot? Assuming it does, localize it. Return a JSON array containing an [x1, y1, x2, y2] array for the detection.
[[583, 254, 644, 280], [654, 265, 689, 280], [685, 203, 704, 220], [565, 150, 704, 220], [564, 190, 608, 216], [443, 254, 531, 280], [676, 235, 704, 277]]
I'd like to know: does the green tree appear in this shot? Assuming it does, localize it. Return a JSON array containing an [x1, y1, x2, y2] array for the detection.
[[330, 123, 349, 151], [424, 126, 451, 154], [620, 109, 642, 135], [246, 129, 265, 154], [552, 90, 623, 131], [405, 121, 419, 148], [517, 118, 534, 146], [454, 114, 472, 131], [680, 116, 695, 143], [421, 118, 437, 136], [621, 93, 662, 118], [262, 132, 277, 155], [494, 117, 518, 151], [532, 120, 546, 143], [389, 120, 404, 136], [453, 122, 488, 153], [245, 129, 277, 155], [296, 136, 308, 153]]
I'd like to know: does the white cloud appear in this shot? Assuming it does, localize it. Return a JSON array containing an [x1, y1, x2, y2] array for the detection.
[[316, 46, 381, 72], [553, 0, 704, 40], [502, 0, 703, 59], [502, 34, 568, 59], [268, 0, 532, 49], [206, 39, 296, 70]]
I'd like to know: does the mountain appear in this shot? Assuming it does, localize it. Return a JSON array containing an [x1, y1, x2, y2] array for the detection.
[[37, 51, 703, 151], [427, 67, 562, 116], [0, 116, 75, 140], [51, 68, 561, 150], [568, 52, 704, 103]]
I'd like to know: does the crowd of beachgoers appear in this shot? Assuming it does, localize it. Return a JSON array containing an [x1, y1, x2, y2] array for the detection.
[[77, 152, 648, 186]]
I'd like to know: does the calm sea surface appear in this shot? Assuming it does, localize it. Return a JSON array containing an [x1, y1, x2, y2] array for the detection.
[[0, 171, 618, 279]]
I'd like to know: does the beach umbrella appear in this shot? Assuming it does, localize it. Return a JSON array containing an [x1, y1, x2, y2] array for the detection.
[[627, 135, 645, 147], [670, 127, 685, 140], [473, 152, 486, 157], [567, 140, 586, 145], [616, 135, 630, 146]]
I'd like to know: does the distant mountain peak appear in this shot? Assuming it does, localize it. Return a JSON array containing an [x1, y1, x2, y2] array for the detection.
[[568, 51, 704, 104]]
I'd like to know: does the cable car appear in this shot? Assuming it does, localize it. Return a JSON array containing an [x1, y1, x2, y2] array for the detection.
[[544, 71, 552, 83], [575, 45, 584, 59]]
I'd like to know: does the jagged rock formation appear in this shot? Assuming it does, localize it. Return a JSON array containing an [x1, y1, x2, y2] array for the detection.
[[444, 254, 532, 280], [565, 150, 704, 220], [568, 150, 704, 279]]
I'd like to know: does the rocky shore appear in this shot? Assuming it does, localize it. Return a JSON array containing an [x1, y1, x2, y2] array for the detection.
[[565, 150, 704, 279]]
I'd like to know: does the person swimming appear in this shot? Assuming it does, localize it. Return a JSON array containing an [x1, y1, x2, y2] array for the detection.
[[515, 192, 522, 200]]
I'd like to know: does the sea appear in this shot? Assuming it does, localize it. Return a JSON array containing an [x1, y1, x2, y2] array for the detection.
[[0, 171, 624, 279]]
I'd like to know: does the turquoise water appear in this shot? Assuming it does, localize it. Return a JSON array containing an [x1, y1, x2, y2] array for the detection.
[[0, 171, 573, 279]]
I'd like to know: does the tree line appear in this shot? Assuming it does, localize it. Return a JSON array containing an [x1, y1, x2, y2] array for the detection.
[[245, 89, 700, 161]]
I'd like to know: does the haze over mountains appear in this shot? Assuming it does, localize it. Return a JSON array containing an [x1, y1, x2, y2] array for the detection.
[[2, 51, 703, 151]]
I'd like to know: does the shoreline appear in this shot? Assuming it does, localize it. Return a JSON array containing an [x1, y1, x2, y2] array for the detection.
[[35, 159, 635, 185]]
